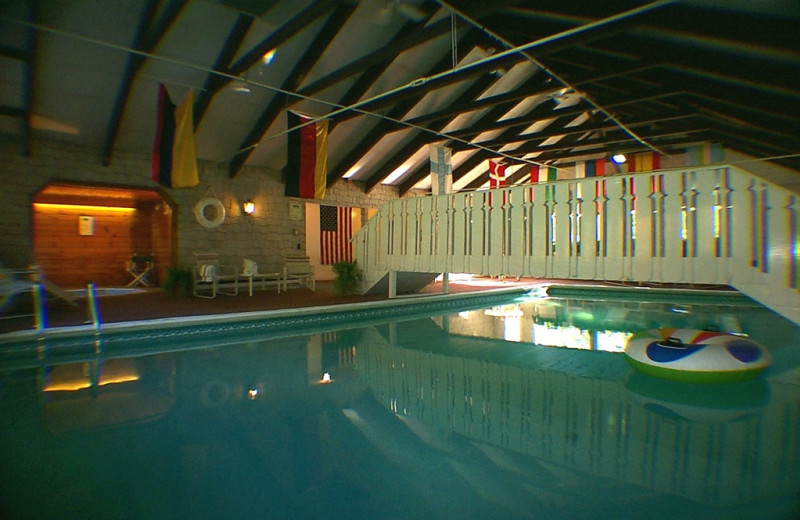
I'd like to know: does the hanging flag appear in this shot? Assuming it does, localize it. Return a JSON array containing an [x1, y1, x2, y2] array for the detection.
[[631, 152, 661, 172], [285, 111, 328, 199], [686, 142, 723, 166], [488, 160, 506, 189], [320, 205, 353, 265], [588, 158, 606, 177], [594, 158, 606, 177], [488, 160, 507, 206], [575, 161, 586, 179], [151, 84, 199, 188], [531, 164, 558, 182], [533, 164, 551, 183], [430, 145, 453, 195]]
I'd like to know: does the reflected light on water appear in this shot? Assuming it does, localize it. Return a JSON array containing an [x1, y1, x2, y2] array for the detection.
[[43, 361, 140, 391], [44, 374, 140, 392]]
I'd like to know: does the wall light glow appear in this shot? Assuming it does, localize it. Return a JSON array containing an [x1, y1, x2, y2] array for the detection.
[[34, 203, 136, 213]]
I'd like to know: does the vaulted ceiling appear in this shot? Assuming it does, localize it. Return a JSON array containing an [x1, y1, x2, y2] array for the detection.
[[2, 0, 798, 195]]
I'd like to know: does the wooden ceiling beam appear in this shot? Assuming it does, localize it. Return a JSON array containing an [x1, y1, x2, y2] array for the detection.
[[324, 32, 481, 187], [508, 3, 798, 59], [325, 6, 442, 134], [566, 31, 800, 100], [193, 0, 338, 129], [514, 131, 711, 168], [453, 114, 587, 190], [192, 13, 254, 127], [396, 87, 677, 194], [228, 2, 358, 178], [295, 1, 445, 97], [361, 70, 502, 193], [392, 74, 555, 193], [632, 72, 800, 144], [101, 0, 188, 166], [505, 124, 709, 159], [467, 111, 698, 153], [330, 0, 667, 127], [401, 59, 658, 131], [448, 88, 682, 140]]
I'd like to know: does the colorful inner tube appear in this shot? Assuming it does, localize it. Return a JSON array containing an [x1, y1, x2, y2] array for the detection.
[[624, 328, 772, 383]]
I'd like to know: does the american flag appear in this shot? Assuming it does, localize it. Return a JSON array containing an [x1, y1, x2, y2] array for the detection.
[[320, 205, 353, 265]]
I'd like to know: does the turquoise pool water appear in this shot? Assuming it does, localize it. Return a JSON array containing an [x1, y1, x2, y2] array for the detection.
[[1, 287, 798, 519]]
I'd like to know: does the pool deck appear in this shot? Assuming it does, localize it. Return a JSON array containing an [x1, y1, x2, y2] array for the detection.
[[0, 277, 540, 335], [1, 277, 740, 337]]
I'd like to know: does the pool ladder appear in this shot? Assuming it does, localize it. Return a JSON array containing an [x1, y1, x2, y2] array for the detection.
[[32, 282, 102, 332]]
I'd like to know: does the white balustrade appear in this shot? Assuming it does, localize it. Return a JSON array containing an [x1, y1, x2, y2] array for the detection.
[[354, 165, 800, 325]]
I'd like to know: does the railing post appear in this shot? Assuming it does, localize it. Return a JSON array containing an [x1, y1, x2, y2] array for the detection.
[[86, 283, 101, 330], [354, 164, 799, 325], [86, 283, 104, 355], [388, 270, 397, 299], [32, 283, 47, 331]]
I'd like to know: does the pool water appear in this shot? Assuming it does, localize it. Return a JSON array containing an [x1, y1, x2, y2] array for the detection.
[[1, 288, 799, 519]]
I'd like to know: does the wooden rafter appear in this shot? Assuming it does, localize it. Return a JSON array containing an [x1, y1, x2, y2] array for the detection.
[[192, 13, 255, 128], [324, 31, 481, 187], [392, 74, 556, 194], [193, 0, 339, 129], [228, 1, 358, 178], [362, 67, 503, 193], [101, 0, 188, 166]]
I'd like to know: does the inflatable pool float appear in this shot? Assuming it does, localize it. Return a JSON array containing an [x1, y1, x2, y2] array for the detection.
[[624, 328, 771, 383]]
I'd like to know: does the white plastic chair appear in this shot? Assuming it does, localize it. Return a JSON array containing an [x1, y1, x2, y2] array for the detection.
[[283, 256, 315, 291], [192, 252, 239, 298]]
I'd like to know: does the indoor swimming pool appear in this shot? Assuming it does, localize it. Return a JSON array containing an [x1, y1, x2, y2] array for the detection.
[[1, 286, 798, 519]]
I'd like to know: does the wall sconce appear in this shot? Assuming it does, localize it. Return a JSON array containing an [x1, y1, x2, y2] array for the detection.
[[242, 200, 256, 215]]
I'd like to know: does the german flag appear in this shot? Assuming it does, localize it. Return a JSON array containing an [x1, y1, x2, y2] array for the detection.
[[284, 111, 328, 199], [151, 84, 199, 188]]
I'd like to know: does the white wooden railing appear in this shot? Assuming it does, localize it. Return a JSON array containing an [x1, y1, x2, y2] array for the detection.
[[354, 165, 800, 326]]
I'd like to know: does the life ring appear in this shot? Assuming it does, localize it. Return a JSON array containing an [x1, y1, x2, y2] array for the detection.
[[624, 328, 771, 384], [199, 380, 230, 408], [194, 197, 226, 228]]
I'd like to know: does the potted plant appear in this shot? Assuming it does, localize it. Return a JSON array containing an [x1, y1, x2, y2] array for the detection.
[[332, 261, 363, 296], [163, 266, 194, 297]]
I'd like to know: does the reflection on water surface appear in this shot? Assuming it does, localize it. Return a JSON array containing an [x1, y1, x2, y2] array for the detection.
[[1, 289, 798, 519]]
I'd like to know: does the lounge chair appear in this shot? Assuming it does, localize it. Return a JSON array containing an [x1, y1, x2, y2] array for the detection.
[[283, 256, 315, 291], [1, 265, 77, 312], [192, 252, 239, 298]]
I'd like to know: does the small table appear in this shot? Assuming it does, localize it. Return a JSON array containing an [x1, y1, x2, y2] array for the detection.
[[244, 272, 282, 296]]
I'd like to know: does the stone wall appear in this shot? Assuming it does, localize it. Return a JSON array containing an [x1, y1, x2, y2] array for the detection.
[[0, 136, 409, 274]]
